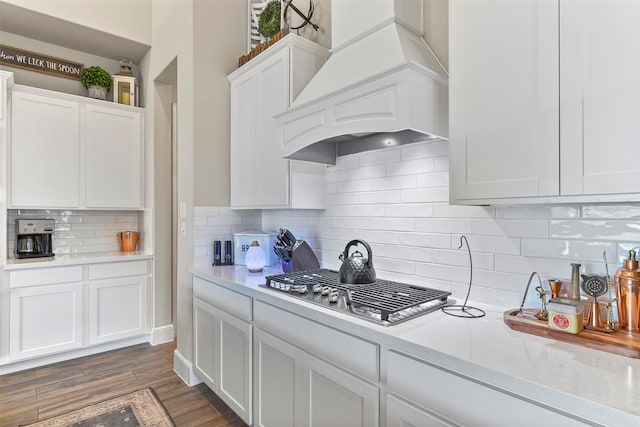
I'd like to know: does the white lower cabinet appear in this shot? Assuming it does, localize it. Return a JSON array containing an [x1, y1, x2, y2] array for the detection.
[[192, 277, 252, 425], [386, 394, 455, 427], [302, 352, 379, 427], [7, 260, 151, 363], [254, 327, 379, 427], [9, 282, 84, 360], [387, 350, 588, 427], [88, 275, 149, 345], [254, 328, 303, 427]]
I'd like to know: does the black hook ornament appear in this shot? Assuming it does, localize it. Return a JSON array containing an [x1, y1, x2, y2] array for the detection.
[[284, 0, 319, 32]]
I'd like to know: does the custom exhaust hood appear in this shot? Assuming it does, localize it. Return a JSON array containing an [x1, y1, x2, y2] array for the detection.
[[276, 0, 449, 165]]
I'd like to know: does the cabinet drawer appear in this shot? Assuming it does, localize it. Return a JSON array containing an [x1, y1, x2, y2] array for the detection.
[[193, 277, 252, 322], [9, 266, 83, 288], [89, 260, 148, 280], [254, 300, 379, 381], [387, 350, 587, 427]]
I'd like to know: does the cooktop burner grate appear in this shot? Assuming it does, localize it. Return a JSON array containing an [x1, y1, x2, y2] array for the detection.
[[263, 269, 452, 325]]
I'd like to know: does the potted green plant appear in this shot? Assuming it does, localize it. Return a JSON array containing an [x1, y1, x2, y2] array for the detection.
[[80, 66, 112, 100]]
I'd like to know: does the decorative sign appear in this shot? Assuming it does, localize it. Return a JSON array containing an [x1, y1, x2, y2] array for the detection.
[[0, 45, 83, 80]]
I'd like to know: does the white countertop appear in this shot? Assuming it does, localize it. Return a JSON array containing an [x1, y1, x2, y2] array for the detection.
[[191, 264, 640, 426], [4, 251, 153, 270]]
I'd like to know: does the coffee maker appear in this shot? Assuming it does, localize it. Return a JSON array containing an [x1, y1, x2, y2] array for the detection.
[[15, 218, 55, 259]]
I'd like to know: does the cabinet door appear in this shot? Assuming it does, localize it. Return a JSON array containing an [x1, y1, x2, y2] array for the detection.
[[10, 282, 84, 360], [10, 91, 80, 207], [85, 105, 143, 208], [193, 297, 218, 388], [387, 394, 456, 427], [302, 353, 379, 427], [560, 1, 640, 196], [230, 71, 259, 207], [230, 47, 291, 208], [449, 0, 559, 202], [254, 328, 303, 427], [255, 47, 291, 207], [217, 307, 252, 425], [88, 275, 149, 344]]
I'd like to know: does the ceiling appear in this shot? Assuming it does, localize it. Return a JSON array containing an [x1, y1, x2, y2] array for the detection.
[[0, 2, 150, 63]]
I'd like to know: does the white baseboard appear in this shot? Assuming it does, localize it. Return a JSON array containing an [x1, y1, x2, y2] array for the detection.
[[150, 324, 175, 345], [0, 335, 150, 375], [173, 349, 202, 386]]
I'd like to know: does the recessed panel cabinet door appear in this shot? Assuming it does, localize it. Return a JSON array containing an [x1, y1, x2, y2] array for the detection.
[[560, 1, 640, 196], [10, 282, 84, 360], [302, 353, 378, 427], [229, 72, 259, 207], [450, 0, 559, 202], [11, 92, 80, 207], [85, 105, 143, 208], [254, 328, 303, 427]]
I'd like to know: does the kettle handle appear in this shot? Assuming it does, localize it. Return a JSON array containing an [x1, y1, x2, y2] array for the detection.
[[341, 240, 374, 267]]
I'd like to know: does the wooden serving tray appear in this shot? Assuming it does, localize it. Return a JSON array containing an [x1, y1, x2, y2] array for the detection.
[[504, 309, 640, 359]]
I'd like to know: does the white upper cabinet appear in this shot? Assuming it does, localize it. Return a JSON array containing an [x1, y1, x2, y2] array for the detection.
[[85, 105, 143, 208], [560, 1, 640, 196], [450, 0, 640, 204], [9, 85, 144, 209], [11, 91, 81, 207], [449, 0, 559, 203], [228, 34, 329, 209]]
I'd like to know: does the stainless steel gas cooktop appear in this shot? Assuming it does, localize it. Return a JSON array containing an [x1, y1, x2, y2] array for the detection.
[[263, 269, 452, 326]]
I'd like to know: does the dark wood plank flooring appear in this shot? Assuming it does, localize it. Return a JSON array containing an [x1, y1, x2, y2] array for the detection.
[[0, 341, 247, 427]]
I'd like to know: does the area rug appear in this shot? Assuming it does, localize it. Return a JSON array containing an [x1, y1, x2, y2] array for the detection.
[[22, 388, 175, 427]]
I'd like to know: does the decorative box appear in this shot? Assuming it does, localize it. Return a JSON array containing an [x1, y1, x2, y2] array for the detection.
[[233, 231, 277, 266]]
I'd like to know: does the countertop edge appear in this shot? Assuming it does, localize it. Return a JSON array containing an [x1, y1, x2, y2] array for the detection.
[[3, 252, 153, 270]]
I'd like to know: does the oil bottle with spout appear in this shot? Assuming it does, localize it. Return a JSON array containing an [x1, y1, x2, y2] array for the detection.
[[614, 250, 640, 332]]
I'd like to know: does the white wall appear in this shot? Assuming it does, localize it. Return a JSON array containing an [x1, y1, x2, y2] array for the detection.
[[0, 32, 124, 96], [2, 0, 152, 46], [262, 140, 640, 310]]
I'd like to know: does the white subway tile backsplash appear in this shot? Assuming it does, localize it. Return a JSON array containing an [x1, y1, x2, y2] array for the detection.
[[348, 165, 386, 180], [371, 217, 415, 232], [432, 203, 495, 218], [521, 238, 617, 262], [326, 169, 349, 183], [359, 190, 402, 204], [398, 232, 452, 249], [495, 205, 580, 219], [473, 219, 549, 238], [384, 203, 432, 218], [582, 205, 640, 219], [400, 187, 449, 203], [336, 217, 372, 229], [194, 141, 640, 310], [386, 158, 434, 176], [416, 171, 449, 188], [415, 218, 472, 234], [550, 220, 640, 241], [359, 147, 401, 166], [346, 204, 385, 217], [400, 140, 448, 160], [371, 175, 417, 191], [432, 249, 494, 271], [434, 156, 449, 172], [335, 155, 360, 170]]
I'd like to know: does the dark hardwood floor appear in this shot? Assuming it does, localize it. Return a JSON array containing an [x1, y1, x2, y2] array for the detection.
[[0, 341, 247, 427]]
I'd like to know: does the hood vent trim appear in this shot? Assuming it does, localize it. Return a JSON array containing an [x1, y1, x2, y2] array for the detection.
[[276, 14, 449, 165]]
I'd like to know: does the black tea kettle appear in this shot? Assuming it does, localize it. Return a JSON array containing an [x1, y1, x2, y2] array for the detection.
[[338, 239, 376, 284]]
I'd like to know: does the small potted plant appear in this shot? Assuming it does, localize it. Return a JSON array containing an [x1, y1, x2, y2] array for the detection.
[[80, 66, 112, 100]]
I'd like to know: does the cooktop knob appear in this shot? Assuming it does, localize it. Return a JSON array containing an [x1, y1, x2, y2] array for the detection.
[[328, 290, 339, 303], [321, 286, 331, 296], [298, 286, 308, 295], [313, 284, 322, 294]]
